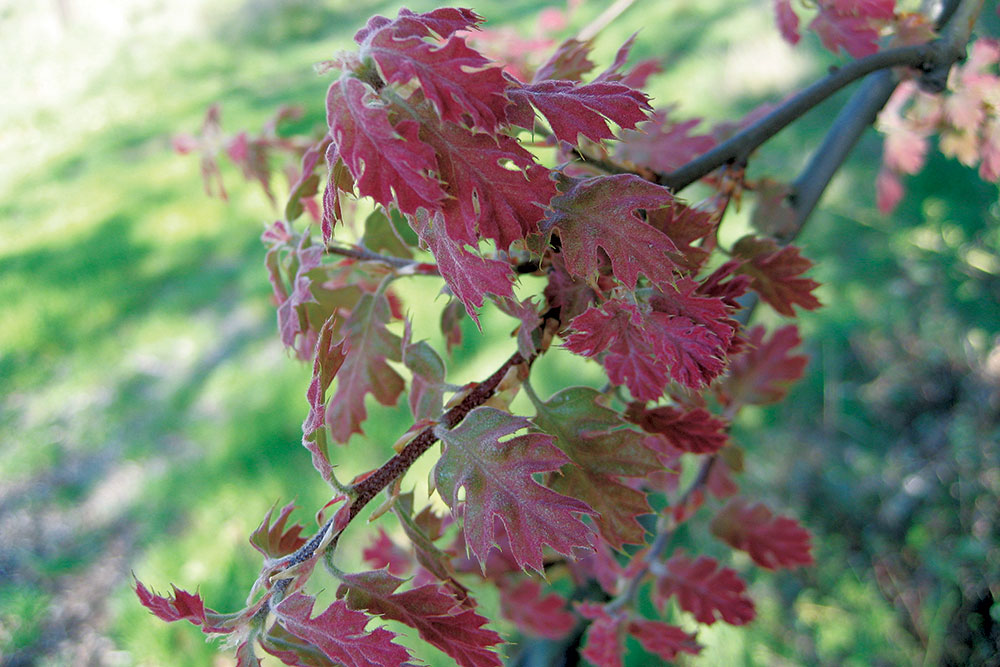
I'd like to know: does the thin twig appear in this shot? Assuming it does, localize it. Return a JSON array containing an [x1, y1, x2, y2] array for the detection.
[[325, 243, 438, 274]]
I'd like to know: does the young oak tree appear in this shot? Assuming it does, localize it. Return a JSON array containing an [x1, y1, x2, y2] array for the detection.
[[142, 1, 997, 664]]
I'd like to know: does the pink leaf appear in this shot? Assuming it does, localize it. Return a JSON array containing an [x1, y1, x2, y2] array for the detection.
[[654, 552, 756, 625], [434, 406, 596, 571], [542, 174, 680, 290], [711, 499, 814, 569], [274, 594, 414, 667], [337, 569, 503, 667], [876, 167, 905, 213], [499, 579, 575, 639]]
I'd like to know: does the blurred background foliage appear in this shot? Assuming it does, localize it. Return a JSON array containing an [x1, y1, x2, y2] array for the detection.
[[0, 0, 997, 664]]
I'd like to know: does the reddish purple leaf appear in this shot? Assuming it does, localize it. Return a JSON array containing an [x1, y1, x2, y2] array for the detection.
[[809, 10, 881, 58], [302, 314, 348, 479], [357, 13, 510, 131], [274, 594, 414, 667], [541, 174, 680, 290], [363, 528, 413, 576], [654, 552, 756, 625], [732, 236, 821, 317], [411, 210, 515, 323], [434, 406, 596, 571], [337, 569, 503, 667], [577, 603, 625, 667], [627, 618, 702, 661], [499, 579, 575, 639], [533, 38, 596, 82], [565, 296, 730, 398], [711, 499, 814, 569], [717, 324, 808, 407], [418, 110, 556, 249], [135, 580, 234, 634], [326, 76, 446, 215], [628, 405, 729, 454], [508, 79, 650, 144]]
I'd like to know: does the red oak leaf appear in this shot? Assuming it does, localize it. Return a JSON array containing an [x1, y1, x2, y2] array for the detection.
[[507, 79, 650, 145], [363, 527, 412, 576], [717, 324, 808, 407], [616, 109, 716, 173], [325, 292, 405, 443], [337, 569, 503, 667], [273, 594, 414, 667], [565, 296, 730, 398], [627, 405, 729, 454], [774, 0, 801, 45], [134, 581, 234, 634], [627, 618, 702, 661], [711, 499, 814, 569], [529, 386, 661, 550], [357, 11, 510, 131], [411, 210, 516, 323], [326, 76, 445, 215], [499, 579, 575, 639], [434, 406, 596, 571], [541, 174, 680, 289], [732, 235, 821, 316], [577, 603, 625, 667], [654, 552, 756, 625], [250, 501, 307, 560], [418, 108, 556, 248]]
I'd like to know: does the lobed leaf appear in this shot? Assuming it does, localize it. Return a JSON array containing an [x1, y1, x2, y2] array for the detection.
[[654, 552, 756, 625], [274, 594, 414, 667], [530, 386, 660, 550], [711, 498, 814, 569], [337, 569, 503, 667], [434, 406, 596, 571]]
